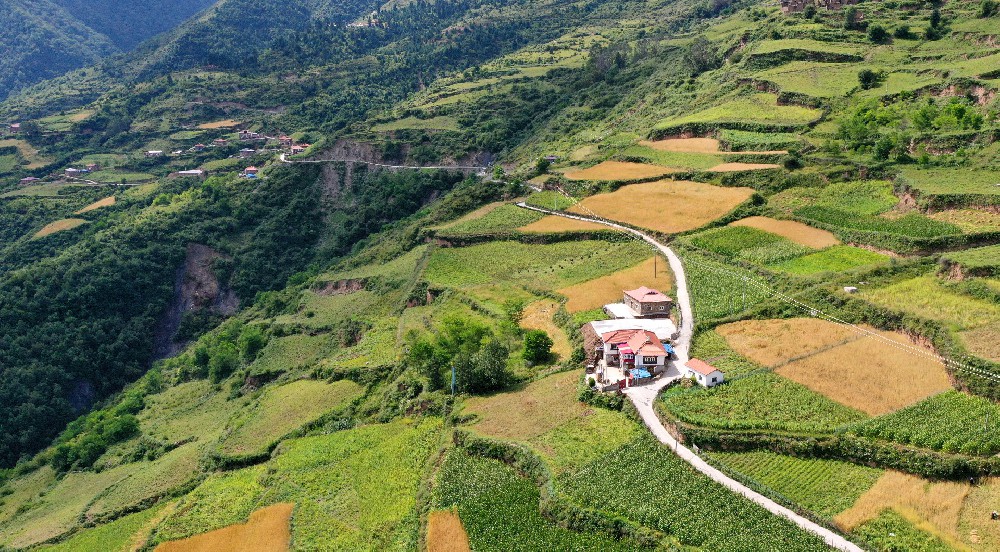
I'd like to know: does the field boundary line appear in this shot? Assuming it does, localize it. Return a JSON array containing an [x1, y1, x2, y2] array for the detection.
[[515, 201, 864, 552]]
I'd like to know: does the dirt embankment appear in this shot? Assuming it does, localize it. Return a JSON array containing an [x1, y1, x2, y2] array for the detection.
[[313, 278, 365, 296], [153, 244, 239, 359]]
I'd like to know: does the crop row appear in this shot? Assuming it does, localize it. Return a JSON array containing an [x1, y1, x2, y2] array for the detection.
[[660, 371, 868, 434], [560, 436, 832, 551], [688, 226, 812, 265], [794, 206, 962, 238], [679, 249, 773, 321], [849, 390, 1000, 456]]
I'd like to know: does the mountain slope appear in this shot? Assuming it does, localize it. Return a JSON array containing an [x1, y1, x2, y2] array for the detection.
[[51, 0, 215, 50]]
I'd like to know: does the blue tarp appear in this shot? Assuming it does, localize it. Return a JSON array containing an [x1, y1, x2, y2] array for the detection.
[[663, 343, 675, 354], [633, 368, 652, 379]]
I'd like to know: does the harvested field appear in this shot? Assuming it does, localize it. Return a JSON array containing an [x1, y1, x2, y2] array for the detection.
[[568, 180, 754, 234], [557, 256, 671, 312], [520, 299, 572, 361], [427, 509, 471, 552], [155, 502, 293, 552], [960, 477, 1000, 550], [862, 276, 1000, 331], [435, 202, 504, 230], [197, 119, 241, 129], [928, 209, 1000, 233], [716, 318, 861, 368], [835, 471, 968, 548], [960, 325, 1000, 363], [518, 215, 611, 233], [639, 137, 722, 153], [76, 196, 116, 214], [563, 161, 679, 181], [706, 162, 781, 172], [776, 330, 953, 416], [34, 218, 87, 237], [569, 145, 598, 161], [464, 370, 584, 441], [729, 216, 839, 248]]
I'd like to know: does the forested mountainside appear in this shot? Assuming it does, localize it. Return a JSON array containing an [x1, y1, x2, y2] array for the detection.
[[1, 0, 1000, 550], [0, 0, 215, 101]]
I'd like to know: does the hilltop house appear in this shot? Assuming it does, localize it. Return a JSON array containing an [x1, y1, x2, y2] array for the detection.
[[604, 286, 673, 319], [683, 358, 724, 387], [290, 144, 309, 154]]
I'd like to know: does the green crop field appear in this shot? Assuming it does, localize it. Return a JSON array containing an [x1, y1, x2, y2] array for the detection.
[[900, 168, 1000, 196], [861, 275, 1000, 331], [767, 245, 889, 275], [561, 436, 832, 551], [750, 39, 866, 57], [280, 290, 388, 330], [151, 466, 267, 542], [524, 190, 577, 210], [719, 129, 800, 151], [42, 501, 168, 552], [661, 371, 868, 433], [424, 240, 651, 290], [371, 116, 460, 132], [794, 206, 962, 238], [86, 443, 201, 517], [849, 390, 1000, 456], [710, 451, 883, 517], [655, 93, 823, 130], [758, 62, 860, 98], [0, 153, 20, 173], [200, 158, 242, 171], [770, 180, 898, 216], [433, 451, 640, 551], [853, 510, 954, 552], [678, 249, 773, 321], [219, 379, 363, 457], [1, 183, 92, 198], [88, 170, 157, 184], [687, 226, 812, 265], [246, 334, 332, 377], [437, 204, 544, 235], [138, 380, 245, 445], [943, 244, 1000, 273], [619, 144, 723, 169]]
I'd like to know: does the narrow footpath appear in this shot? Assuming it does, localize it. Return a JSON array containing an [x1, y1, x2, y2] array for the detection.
[[516, 202, 865, 552], [278, 152, 488, 172]]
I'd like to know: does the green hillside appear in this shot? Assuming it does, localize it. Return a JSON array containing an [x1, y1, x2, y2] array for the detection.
[[1, 0, 999, 549]]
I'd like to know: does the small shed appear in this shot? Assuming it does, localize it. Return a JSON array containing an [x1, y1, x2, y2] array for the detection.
[[684, 358, 724, 387]]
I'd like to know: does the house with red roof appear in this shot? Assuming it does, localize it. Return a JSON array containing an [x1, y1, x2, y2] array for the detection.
[[683, 358, 724, 387], [622, 286, 672, 318], [598, 328, 669, 373]]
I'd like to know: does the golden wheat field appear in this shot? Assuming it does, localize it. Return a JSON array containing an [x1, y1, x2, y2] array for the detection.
[[959, 325, 1000, 363], [568, 180, 754, 234], [34, 218, 87, 238], [719, 318, 953, 415], [729, 216, 840, 248], [557, 257, 672, 312], [960, 477, 1000, 550], [520, 299, 573, 360], [76, 196, 116, 214], [518, 215, 610, 233], [426, 510, 472, 552], [464, 370, 584, 441], [836, 471, 969, 549], [706, 162, 781, 172], [563, 161, 679, 181], [196, 119, 241, 129], [716, 318, 861, 368], [155, 502, 293, 552], [776, 331, 953, 416]]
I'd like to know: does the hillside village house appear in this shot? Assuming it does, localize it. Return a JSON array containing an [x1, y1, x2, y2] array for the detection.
[[239, 148, 256, 158], [290, 144, 310, 154], [213, 138, 228, 147], [239, 130, 262, 141], [9, 123, 20, 134], [243, 166, 259, 178], [684, 358, 725, 387], [599, 329, 669, 372], [85, 163, 100, 172], [193, 143, 206, 151], [605, 286, 673, 319], [65, 168, 83, 177], [279, 135, 293, 146], [145, 150, 163, 158], [19, 177, 39, 185]]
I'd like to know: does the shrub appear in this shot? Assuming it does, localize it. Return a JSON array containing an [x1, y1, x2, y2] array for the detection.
[[523, 329, 554, 363], [867, 24, 890, 44]]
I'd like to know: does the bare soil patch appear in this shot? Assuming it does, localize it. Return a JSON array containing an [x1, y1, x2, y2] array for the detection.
[[155, 502, 293, 552], [196, 119, 241, 129], [564, 161, 680, 181], [76, 196, 116, 214], [706, 162, 781, 172], [427, 509, 471, 552], [34, 218, 87, 238], [729, 216, 840, 249], [557, 257, 671, 313], [519, 215, 610, 233], [568, 180, 754, 234]]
